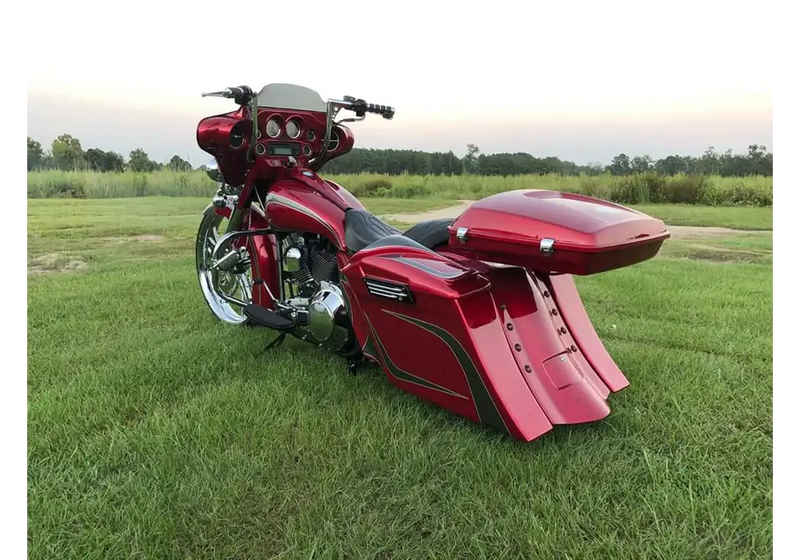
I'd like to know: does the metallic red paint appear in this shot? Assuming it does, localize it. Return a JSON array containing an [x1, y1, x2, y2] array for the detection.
[[244, 208, 281, 309], [197, 104, 355, 188], [196, 109, 251, 187], [447, 190, 670, 275], [195, 90, 667, 442], [337, 241, 632, 440], [265, 179, 349, 249]]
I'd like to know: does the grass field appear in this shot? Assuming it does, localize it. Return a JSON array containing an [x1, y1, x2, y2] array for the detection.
[[28, 198, 772, 558], [27, 170, 773, 207]]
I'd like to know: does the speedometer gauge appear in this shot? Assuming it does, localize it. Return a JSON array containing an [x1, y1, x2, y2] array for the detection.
[[286, 119, 301, 139], [265, 118, 281, 138]]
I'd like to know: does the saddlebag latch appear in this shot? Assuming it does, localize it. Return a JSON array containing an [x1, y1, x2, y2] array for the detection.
[[540, 238, 555, 255]]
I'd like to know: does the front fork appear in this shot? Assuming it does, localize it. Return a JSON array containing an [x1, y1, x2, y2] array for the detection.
[[211, 195, 282, 310]]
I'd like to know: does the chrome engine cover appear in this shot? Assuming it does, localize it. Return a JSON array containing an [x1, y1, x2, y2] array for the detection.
[[291, 281, 351, 352]]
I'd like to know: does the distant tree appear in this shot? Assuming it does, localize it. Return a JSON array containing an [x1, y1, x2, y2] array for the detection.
[[128, 148, 157, 172], [166, 155, 192, 171], [84, 148, 125, 172], [607, 153, 631, 176], [696, 146, 721, 175], [104, 151, 125, 172], [51, 134, 84, 170], [655, 155, 688, 175], [747, 144, 772, 176], [463, 143, 481, 174], [27, 137, 44, 170], [631, 155, 653, 173]]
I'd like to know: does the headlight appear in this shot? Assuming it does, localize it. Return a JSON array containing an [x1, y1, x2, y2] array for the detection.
[[286, 119, 301, 139], [265, 118, 281, 138]]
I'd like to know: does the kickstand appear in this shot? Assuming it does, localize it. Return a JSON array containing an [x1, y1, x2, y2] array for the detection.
[[348, 358, 365, 376], [258, 332, 286, 355]]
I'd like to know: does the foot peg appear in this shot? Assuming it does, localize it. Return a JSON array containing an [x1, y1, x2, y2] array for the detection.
[[243, 304, 295, 331]]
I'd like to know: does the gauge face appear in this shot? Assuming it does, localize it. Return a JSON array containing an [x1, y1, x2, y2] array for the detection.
[[286, 119, 301, 139], [306, 130, 315, 141], [265, 118, 281, 138]]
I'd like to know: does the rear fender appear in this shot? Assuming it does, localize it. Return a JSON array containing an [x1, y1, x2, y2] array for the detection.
[[484, 266, 623, 426], [340, 244, 554, 441], [340, 243, 628, 441]]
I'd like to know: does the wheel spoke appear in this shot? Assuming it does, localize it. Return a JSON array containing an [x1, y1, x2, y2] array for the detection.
[[237, 274, 252, 303], [196, 213, 251, 324]]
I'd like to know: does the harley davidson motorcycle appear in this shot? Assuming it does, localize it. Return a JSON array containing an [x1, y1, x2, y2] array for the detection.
[[195, 83, 670, 442]]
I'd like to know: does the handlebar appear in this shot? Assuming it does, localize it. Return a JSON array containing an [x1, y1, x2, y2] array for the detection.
[[201, 86, 395, 119], [201, 86, 254, 105], [341, 96, 395, 120]]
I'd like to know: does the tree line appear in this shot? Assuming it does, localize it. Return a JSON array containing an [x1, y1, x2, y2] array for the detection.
[[27, 134, 193, 173], [28, 134, 772, 177], [323, 143, 773, 177]]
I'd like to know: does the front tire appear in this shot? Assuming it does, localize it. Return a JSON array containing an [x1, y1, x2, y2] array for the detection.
[[195, 205, 254, 325]]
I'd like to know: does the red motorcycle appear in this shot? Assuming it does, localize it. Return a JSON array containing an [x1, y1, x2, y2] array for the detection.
[[195, 83, 670, 442]]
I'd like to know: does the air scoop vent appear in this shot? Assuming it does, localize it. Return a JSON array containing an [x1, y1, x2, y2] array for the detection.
[[364, 277, 414, 304]]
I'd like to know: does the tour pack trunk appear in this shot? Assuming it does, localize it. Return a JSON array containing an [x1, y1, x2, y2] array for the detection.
[[445, 190, 670, 275]]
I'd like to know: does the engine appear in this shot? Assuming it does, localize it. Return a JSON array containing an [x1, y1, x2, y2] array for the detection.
[[280, 234, 358, 357], [283, 236, 339, 295]]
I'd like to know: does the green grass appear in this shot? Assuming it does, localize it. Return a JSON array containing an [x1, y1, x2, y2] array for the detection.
[[28, 170, 773, 207], [28, 198, 772, 559], [629, 204, 773, 230]]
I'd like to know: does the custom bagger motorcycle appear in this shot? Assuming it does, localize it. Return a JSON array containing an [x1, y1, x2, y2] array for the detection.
[[195, 83, 670, 442]]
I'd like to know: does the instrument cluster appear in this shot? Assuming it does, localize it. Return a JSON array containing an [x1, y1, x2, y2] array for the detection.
[[252, 109, 350, 161], [196, 106, 355, 186]]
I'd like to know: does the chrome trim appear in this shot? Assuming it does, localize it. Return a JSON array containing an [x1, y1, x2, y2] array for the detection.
[[196, 206, 253, 325], [385, 256, 465, 279], [308, 281, 346, 343], [284, 247, 302, 272], [266, 117, 281, 138], [456, 227, 469, 243], [211, 228, 273, 262], [540, 238, 555, 255], [365, 278, 413, 303], [286, 118, 302, 139], [250, 202, 266, 219], [206, 158, 222, 182]]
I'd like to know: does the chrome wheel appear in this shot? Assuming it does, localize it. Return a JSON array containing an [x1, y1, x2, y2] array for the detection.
[[196, 205, 253, 325]]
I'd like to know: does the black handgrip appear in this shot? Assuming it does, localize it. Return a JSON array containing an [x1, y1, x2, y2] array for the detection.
[[228, 85, 253, 105], [367, 103, 395, 120], [350, 98, 395, 120]]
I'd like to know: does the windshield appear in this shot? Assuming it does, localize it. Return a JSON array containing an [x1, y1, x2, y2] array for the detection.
[[256, 83, 327, 113]]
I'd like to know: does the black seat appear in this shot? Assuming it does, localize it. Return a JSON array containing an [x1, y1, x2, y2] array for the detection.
[[402, 218, 454, 250], [344, 209, 454, 253]]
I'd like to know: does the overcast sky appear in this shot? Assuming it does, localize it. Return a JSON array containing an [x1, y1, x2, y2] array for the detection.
[[26, 0, 772, 167]]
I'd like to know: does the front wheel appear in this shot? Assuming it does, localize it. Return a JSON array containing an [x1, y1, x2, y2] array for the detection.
[[195, 205, 254, 325]]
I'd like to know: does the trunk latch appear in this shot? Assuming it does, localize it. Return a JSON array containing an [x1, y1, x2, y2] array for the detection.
[[456, 227, 469, 243], [540, 238, 555, 255]]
